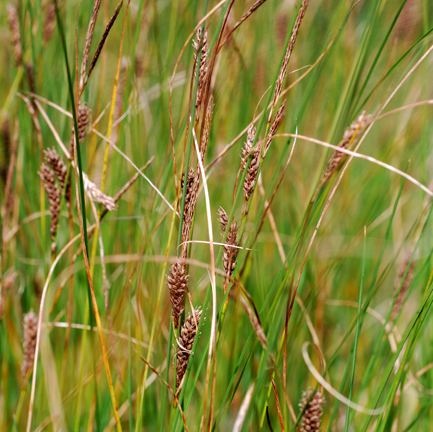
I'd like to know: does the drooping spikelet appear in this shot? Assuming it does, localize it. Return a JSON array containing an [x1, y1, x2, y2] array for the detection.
[[83, 173, 116, 211], [218, 206, 229, 232], [243, 148, 260, 202], [176, 308, 201, 388], [39, 163, 61, 254], [7, 4, 22, 65], [168, 261, 188, 328], [22, 311, 38, 378], [193, 28, 208, 109], [241, 124, 256, 170], [298, 390, 325, 432], [223, 221, 239, 289], [321, 111, 371, 185]]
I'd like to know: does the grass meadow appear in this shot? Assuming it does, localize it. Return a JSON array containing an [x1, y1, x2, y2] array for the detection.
[[1, 0, 433, 430]]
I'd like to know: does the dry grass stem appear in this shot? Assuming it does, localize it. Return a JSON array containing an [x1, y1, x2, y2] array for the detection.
[[83, 173, 116, 211]]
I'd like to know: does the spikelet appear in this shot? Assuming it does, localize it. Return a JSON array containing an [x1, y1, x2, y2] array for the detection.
[[180, 168, 200, 250], [241, 124, 256, 170], [193, 28, 208, 109], [22, 311, 38, 378], [321, 111, 371, 185], [264, 101, 286, 155], [43, 148, 67, 190], [391, 258, 415, 320], [83, 173, 116, 211], [43, 2, 56, 43], [7, 4, 22, 65], [168, 261, 188, 328], [176, 308, 201, 388], [243, 148, 260, 202], [223, 221, 239, 289], [218, 206, 228, 232], [70, 104, 91, 159], [272, 0, 309, 108], [298, 390, 325, 432], [77, 104, 91, 141], [39, 163, 61, 254], [200, 95, 213, 160]]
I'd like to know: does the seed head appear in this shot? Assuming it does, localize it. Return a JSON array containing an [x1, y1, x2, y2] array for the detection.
[[176, 308, 201, 388]]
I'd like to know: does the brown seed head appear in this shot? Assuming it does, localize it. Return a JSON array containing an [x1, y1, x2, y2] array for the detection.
[[298, 390, 325, 432], [180, 168, 200, 249], [264, 101, 286, 155], [223, 221, 239, 287], [218, 206, 229, 232], [39, 163, 61, 253], [243, 148, 260, 202], [241, 124, 256, 170], [193, 28, 208, 109], [176, 308, 201, 388], [77, 104, 91, 141], [43, 148, 67, 189], [22, 311, 38, 378], [322, 111, 371, 184], [167, 261, 188, 328]]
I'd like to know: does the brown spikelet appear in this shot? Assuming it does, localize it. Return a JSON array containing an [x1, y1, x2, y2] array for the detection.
[[200, 95, 213, 160], [223, 221, 239, 289], [80, 0, 102, 91], [43, 148, 67, 189], [180, 168, 200, 250], [264, 101, 286, 155], [87, 0, 123, 85], [241, 124, 256, 170], [43, 2, 56, 43], [271, 0, 309, 110], [7, 4, 23, 65], [22, 311, 38, 378], [77, 104, 91, 142], [321, 111, 371, 185], [176, 308, 201, 388], [243, 148, 260, 202], [167, 261, 188, 328], [193, 28, 208, 109], [39, 163, 61, 254], [218, 206, 228, 232], [391, 258, 415, 320], [70, 104, 91, 159], [298, 390, 325, 432]]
